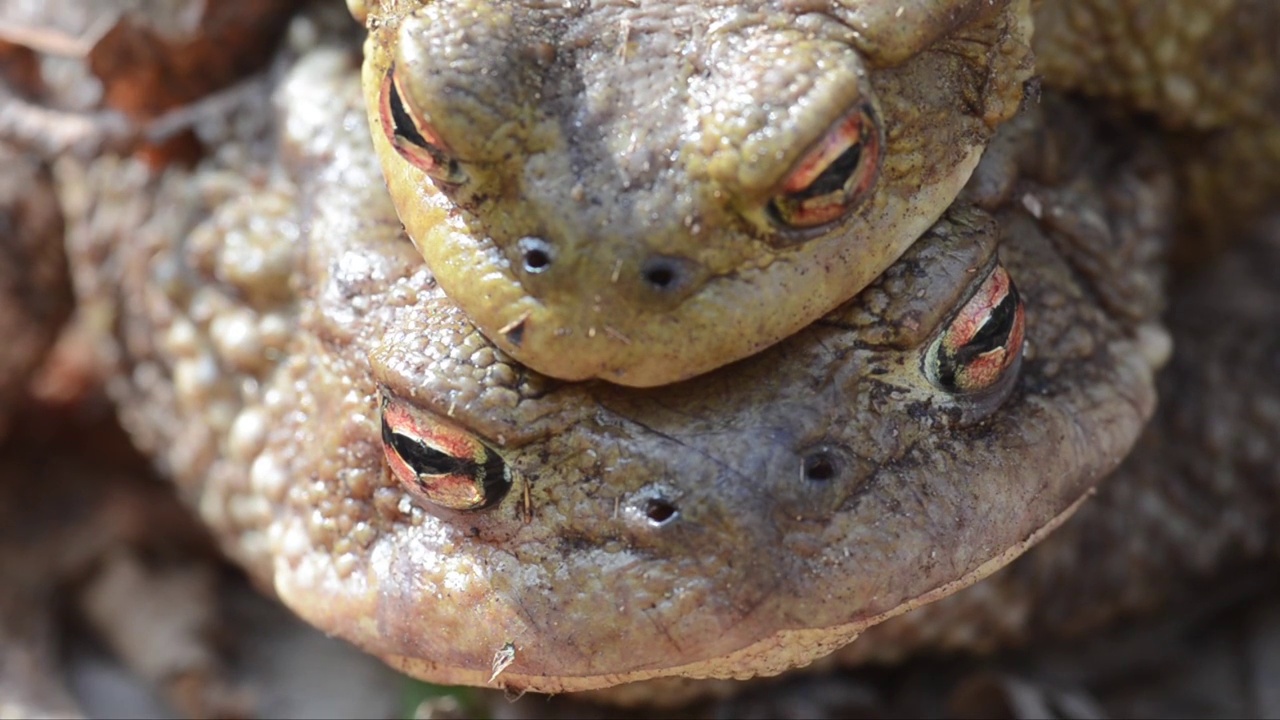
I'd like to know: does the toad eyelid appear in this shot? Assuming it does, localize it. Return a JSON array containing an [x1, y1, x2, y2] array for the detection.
[[379, 392, 512, 511], [767, 101, 883, 233]]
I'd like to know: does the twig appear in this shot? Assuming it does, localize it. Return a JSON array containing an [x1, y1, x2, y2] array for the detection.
[[0, 72, 272, 158], [0, 15, 118, 58]]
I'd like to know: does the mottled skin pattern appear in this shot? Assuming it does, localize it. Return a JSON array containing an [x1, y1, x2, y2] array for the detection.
[[1033, 0, 1280, 253], [64, 40, 1171, 695], [355, 0, 1034, 386]]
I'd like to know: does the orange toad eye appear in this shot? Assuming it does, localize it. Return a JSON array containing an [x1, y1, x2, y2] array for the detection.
[[378, 64, 466, 184], [379, 392, 510, 511], [768, 103, 882, 230], [925, 264, 1026, 395]]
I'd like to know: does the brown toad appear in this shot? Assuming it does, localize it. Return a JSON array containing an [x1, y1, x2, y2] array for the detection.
[[1033, 0, 1280, 255], [62, 40, 1170, 694]]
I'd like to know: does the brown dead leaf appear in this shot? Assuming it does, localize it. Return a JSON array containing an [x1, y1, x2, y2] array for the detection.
[[0, 40, 43, 98], [86, 0, 298, 119]]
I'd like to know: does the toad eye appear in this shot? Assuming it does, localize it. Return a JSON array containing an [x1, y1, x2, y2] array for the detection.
[[379, 393, 510, 511], [925, 264, 1026, 396], [768, 103, 882, 230], [377, 64, 466, 184]]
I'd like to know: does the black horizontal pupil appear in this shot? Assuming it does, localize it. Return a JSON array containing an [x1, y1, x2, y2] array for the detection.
[[932, 280, 1021, 392], [790, 141, 862, 200], [393, 432, 464, 476], [382, 416, 467, 477], [387, 73, 433, 151], [954, 283, 1020, 365]]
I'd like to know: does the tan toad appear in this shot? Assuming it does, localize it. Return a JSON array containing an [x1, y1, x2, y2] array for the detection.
[[355, 0, 1034, 387]]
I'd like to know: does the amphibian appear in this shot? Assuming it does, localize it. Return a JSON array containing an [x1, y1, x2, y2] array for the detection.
[[63, 40, 1171, 694], [1033, 0, 1280, 256], [844, 209, 1280, 675], [354, 0, 1034, 386]]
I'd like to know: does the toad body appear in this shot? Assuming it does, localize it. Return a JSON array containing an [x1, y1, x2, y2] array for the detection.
[[1033, 0, 1280, 254], [355, 0, 1034, 387], [62, 41, 1172, 695]]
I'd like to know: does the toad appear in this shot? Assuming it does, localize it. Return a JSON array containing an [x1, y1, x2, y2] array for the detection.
[[62, 40, 1172, 695], [1034, 0, 1280, 256], [353, 0, 1034, 387]]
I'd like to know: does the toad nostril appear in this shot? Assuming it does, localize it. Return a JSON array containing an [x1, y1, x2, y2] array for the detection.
[[525, 249, 551, 271], [518, 236, 554, 274], [639, 255, 698, 294], [643, 263, 676, 290], [801, 450, 839, 482], [644, 497, 679, 525]]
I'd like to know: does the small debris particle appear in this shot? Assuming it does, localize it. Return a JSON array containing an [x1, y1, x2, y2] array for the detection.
[[489, 643, 517, 683]]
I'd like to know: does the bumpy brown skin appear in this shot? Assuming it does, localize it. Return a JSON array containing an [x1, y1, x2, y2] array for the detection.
[[0, 144, 70, 438], [356, 0, 1034, 387], [845, 213, 1280, 671], [1033, 0, 1280, 253], [0, 7, 346, 717], [1023, 219, 1280, 634], [65, 39, 1170, 695]]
